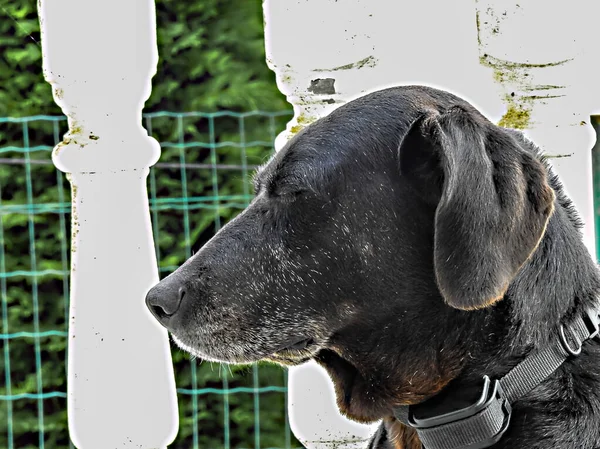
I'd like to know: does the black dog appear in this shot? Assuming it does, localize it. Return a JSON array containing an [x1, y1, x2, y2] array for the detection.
[[146, 85, 600, 449]]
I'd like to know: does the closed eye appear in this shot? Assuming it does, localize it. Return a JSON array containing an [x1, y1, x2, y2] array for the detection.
[[252, 179, 306, 198], [253, 169, 314, 199], [275, 189, 307, 198], [269, 186, 308, 199], [267, 175, 309, 198]]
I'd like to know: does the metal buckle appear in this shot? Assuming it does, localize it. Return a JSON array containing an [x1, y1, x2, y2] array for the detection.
[[559, 307, 600, 356], [408, 376, 512, 449], [583, 307, 600, 341], [559, 324, 582, 356]]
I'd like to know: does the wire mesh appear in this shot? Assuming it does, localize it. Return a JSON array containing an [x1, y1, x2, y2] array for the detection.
[[0, 110, 306, 449]]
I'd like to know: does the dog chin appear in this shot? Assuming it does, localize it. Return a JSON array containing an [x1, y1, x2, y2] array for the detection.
[[170, 334, 256, 364], [171, 333, 323, 366], [265, 351, 316, 367]]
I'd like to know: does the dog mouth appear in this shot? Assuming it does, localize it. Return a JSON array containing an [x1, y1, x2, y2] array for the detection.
[[277, 337, 315, 352], [172, 332, 322, 366], [267, 337, 319, 366]]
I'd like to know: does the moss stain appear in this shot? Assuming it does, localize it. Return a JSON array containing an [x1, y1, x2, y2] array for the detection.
[[289, 113, 317, 136], [480, 53, 572, 70], [305, 437, 365, 449], [297, 115, 311, 125], [478, 53, 572, 130], [498, 105, 531, 129], [290, 124, 303, 134], [475, 11, 481, 46], [478, 9, 572, 130], [313, 55, 378, 73], [523, 84, 565, 91], [521, 94, 565, 101], [71, 218, 79, 253], [69, 179, 79, 253]]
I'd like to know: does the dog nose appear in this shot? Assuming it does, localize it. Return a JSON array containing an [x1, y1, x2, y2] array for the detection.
[[145, 283, 186, 326]]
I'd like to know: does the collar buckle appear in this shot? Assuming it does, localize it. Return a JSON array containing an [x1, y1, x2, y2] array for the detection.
[[558, 307, 600, 357], [559, 324, 583, 356], [583, 306, 600, 341], [404, 376, 512, 449]]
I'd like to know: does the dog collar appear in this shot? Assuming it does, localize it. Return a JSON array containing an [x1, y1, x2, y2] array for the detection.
[[393, 306, 600, 449]]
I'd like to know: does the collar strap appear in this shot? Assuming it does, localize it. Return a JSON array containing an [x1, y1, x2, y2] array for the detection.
[[393, 306, 600, 449]]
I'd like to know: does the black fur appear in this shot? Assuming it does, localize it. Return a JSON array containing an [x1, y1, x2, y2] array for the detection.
[[146, 85, 600, 449]]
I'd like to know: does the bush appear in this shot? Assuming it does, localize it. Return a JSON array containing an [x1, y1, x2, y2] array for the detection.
[[0, 0, 299, 447]]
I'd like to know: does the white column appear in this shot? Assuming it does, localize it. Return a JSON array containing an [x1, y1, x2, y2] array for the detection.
[[38, 1, 179, 448], [476, 0, 598, 257], [263, 1, 491, 448], [264, 3, 386, 446]]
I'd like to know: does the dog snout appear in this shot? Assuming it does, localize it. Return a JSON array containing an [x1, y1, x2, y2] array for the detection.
[[145, 281, 186, 327]]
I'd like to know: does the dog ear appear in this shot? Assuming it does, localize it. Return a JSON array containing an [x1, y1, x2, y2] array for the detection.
[[399, 107, 555, 310]]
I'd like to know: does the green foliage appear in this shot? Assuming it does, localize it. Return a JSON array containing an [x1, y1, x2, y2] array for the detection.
[[0, 0, 289, 117], [0, 0, 300, 448], [151, 0, 289, 112]]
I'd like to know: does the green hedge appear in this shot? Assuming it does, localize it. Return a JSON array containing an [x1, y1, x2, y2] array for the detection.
[[0, 0, 302, 448]]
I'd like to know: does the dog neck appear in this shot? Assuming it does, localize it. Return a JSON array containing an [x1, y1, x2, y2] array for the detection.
[[315, 165, 600, 448], [385, 203, 600, 449]]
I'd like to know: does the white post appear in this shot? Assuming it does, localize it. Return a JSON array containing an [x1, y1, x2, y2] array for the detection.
[[263, 2, 386, 446], [263, 1, 493, 447], [38, 1, 179, 448], [476, 0, 598, 257]]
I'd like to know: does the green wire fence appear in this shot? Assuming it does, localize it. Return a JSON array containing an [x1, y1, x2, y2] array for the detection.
[[0, 110, 307, 449]]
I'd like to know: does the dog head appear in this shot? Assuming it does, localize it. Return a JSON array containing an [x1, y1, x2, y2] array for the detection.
[[146, 86, 555, 421]]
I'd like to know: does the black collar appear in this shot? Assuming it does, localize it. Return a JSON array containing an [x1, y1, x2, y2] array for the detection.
[[393, 306, 600, 449]]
